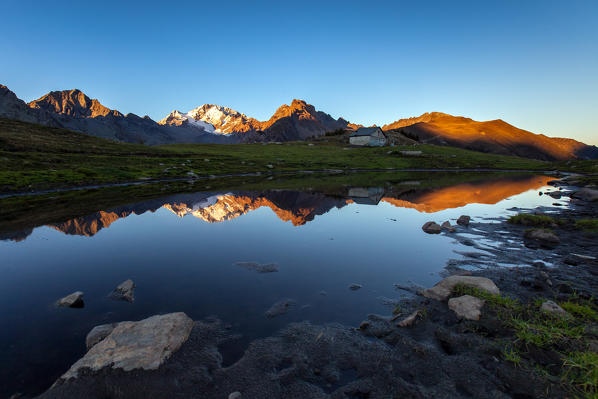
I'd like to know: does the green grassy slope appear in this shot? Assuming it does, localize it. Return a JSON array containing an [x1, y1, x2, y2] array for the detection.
[[0, 117, 563, 192]]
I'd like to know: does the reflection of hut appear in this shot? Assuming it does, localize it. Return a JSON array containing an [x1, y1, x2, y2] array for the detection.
[[349, 127, 387, 146], [347, 187, 385, 205]]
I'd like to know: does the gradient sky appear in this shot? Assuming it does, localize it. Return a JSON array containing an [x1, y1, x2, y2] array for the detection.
[[1, 1, 597, 144]]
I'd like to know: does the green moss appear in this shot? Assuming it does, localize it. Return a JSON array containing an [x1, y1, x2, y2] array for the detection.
[[575, 219, 598, 232], [452, 283, 520, 310], [507, 213, 557, 227]]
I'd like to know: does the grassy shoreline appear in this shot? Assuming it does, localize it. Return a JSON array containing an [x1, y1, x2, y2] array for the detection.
[[1, 117, 596, 193]]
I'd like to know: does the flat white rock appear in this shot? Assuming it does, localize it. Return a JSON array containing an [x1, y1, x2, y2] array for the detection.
[[62, 312, 194, 380]]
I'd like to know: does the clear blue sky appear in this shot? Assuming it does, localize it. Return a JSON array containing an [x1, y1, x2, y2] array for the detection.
[[1, 0, 597, 144]]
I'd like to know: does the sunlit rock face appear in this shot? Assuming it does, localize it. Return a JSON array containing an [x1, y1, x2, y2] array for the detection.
[[381, 175, 555, 213], [383, 112, 598, 161]]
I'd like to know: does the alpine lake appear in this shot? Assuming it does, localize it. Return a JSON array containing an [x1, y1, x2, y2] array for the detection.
[[0, 171, 567, 397]]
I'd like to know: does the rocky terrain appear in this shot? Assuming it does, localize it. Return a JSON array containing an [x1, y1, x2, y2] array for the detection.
[[383, 112, 598, 161], [0, 85, 351, 144], [33, 178, 598, 398]]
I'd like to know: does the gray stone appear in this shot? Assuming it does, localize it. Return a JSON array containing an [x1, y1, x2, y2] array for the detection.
[[57, 291, 84, 308], [397, 310, 421, 327], [228, 392, 242, 399], [61, 312, 193, 380], [441, 221, 451, 229], [110, 279, 135, 302], [86, 323, 120, 350], [456, 215, 471, 226], [422, 221, 442, 234], [540, 300, 570, 317], [524, 229, 560, 248], [422, 276, 500, 301], [571, 188, 598, 202], [448, 295, 485, 320], [265, 299, 296, 318], [547, 191, 561, 199]]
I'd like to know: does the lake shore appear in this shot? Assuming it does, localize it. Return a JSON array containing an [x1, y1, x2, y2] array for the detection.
[[35, 178, 598, 399]]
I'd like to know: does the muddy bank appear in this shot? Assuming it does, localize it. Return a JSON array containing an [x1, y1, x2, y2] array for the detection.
[[36, 180, 597, 399]]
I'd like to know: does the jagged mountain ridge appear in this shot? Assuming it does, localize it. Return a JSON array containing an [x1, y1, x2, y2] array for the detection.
[[159, 99, 351, 140], [1, 83, 596, 159], [383, 112, 598, 161]]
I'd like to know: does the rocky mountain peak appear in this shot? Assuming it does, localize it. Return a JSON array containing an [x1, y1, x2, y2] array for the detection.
[[28, 89, 115, 119]]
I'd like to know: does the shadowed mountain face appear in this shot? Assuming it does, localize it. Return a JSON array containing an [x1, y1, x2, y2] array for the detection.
[[1, 174, 555, 241], [383, 112, 598, 161]]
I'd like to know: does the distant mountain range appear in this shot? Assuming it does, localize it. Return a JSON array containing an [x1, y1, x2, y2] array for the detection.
[[1, 84, 596, 160]]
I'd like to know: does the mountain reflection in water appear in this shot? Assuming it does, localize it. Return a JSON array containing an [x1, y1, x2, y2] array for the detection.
[[4, 174, 554, 241]]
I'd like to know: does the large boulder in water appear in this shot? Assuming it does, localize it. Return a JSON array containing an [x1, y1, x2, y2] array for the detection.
[[61, 312, 194, 380]]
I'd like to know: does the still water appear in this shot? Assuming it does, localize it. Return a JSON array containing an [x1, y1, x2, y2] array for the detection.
[[0, 172, 564, 397]]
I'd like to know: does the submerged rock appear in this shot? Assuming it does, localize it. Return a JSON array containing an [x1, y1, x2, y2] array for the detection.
[[422, 221, 442, 234], [235, 261, 278, 273], [448, 295, 485, 320], [265, 299, 296, 318], [422, 276, 500, 301], [456, 215, 471, 226], [61, 312, 193, 380], [110, 279, 135, 302], [349, 284, 362, 291], [57, 291, 84, 308]]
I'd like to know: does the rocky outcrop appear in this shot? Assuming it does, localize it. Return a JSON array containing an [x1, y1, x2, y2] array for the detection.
[[61, 312, 194, 380], [57, 291, 84, 308], [422, 276, 500, 301], [448, 295, 485, 320]]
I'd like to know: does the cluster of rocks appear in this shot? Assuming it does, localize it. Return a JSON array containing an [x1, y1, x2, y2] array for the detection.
[[422, 215, 470, 234], [56, 279, 135, 308]]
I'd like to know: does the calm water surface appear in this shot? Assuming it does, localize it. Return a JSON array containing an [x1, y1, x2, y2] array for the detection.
[[0, 173, 566, 397]]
